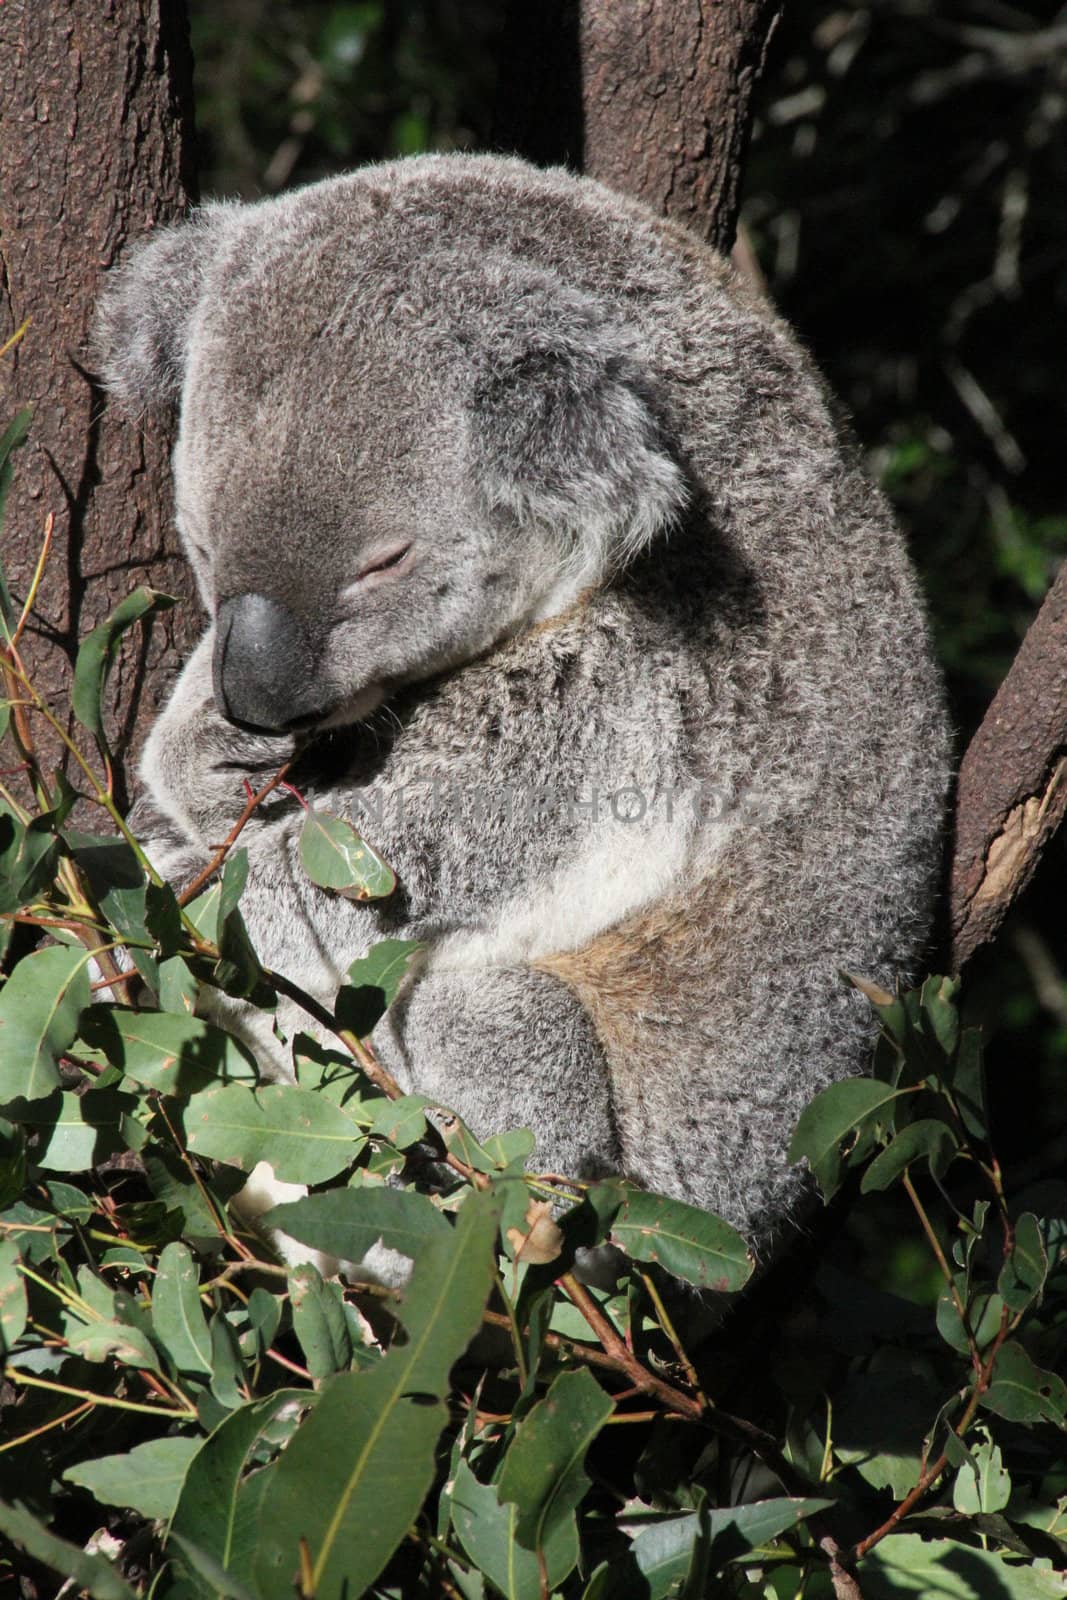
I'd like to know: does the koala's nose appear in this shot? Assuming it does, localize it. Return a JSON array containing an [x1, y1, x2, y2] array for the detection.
[[213, 593, 325, 731]]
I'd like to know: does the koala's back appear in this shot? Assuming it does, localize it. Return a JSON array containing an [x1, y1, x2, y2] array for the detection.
[[103, 154, 950, 1247]]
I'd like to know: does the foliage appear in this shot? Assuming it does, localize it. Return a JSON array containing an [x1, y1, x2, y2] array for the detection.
[[1, 471, 1066, 1596]]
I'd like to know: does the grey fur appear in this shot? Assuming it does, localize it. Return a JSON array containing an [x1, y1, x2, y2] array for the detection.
[[94, 154, 950, 1251]]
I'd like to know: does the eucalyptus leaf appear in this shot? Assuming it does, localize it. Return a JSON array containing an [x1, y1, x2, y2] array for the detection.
[[170, 1391, 308, 1580], [184, 1081, 361, 1183], [336, 938, 423, 1037], [263, 1185, 449, 1264], [787, 1077, 904, 1198], [80, 1006, 258, 1094], [0, 1234, 27, 1355], [859, 1532, 1067, 1597], [496, 1367, 613, 1560], [65, 1435, 201, 1522], [0, 945, 91, 1104], [982, 1342, 1067, 1425], [607, 1188, 753, 1292], [0, 1499, 136, 1600], [299, 807, 396, 900], [28, 1086, 141, 1171], [999, 1213, 1048, 1313], [860, 1118, 959, 1193], [254, 1189, 499, 1599], [0, 809, 61, 915], [451, 1457, 576, 1600], [289, 1263, 352, 1378], [152, 1242, 213, 1376], [72, 587, 175, 742], [952, 1429, 1012, 1515]]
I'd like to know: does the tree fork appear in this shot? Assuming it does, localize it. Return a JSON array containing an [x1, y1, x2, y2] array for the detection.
[[0, 0, 200, 804], [495, 0, 782, 253]]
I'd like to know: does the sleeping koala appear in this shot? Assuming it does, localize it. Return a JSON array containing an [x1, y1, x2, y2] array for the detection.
[[95, 154, 949, 1250]]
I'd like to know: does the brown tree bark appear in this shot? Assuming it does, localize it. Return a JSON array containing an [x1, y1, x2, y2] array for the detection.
[[950, 562, 1067, 971], [495, 0, 782, 252], [0, 0, 200, 807]]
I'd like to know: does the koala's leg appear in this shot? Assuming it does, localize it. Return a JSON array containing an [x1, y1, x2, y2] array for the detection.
[[380, 965, 620, 1181]]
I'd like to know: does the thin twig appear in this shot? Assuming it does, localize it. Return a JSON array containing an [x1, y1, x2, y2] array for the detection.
[[851, 1306, 1012, 1560], [558, 1272, 702, 1420], [176, 761, 293, 906]]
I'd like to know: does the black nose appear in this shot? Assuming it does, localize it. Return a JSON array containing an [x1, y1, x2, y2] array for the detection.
[[213, 594, 325, 731]]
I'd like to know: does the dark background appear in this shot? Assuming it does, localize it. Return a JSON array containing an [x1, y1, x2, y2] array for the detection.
[[188, 0, 1067, 1298]]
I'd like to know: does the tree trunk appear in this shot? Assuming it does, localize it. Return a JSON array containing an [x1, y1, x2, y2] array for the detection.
[[950, 563, 1067, 970], [0, 0, 199, 808], [495, 0, 782, 251]]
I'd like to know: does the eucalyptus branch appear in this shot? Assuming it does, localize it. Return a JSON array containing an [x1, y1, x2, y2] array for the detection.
[[176, 760, 294, 906], [558, 1271, 703, 1421], [851, 1306, 1013, 1562]]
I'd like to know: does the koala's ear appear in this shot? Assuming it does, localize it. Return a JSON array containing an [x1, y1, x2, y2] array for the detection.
[[92, 208, 226, 414], [470, 282, 686, 568]]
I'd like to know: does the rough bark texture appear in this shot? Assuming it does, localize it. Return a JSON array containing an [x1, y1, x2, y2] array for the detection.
[[0, 0, 199, 806], [951, 561, 1067, 970], [495, 0, 782, 251]]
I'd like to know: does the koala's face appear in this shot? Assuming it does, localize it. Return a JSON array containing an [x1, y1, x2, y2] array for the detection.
[[174, 320, 552, 733], [95, 164, 686, 734]]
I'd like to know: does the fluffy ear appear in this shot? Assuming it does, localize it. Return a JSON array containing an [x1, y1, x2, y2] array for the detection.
[[92, 208, 227, 414], [470, 279, 686, 570]]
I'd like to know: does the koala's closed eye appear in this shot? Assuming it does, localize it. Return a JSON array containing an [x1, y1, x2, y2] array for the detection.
[[355, 544, 412, 582]]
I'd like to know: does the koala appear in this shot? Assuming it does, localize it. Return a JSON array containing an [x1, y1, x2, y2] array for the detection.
[[94, 153, 949, 1252]]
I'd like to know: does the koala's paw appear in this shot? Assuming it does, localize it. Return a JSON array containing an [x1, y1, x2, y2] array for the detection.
[[144, 713, 297, 850]]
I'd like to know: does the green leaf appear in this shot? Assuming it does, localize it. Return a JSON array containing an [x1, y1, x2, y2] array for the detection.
[[787, 1077, 904, 1198], [0, 945, 91, 1104], [451, 1458, 575, 1600], [152, 1242, 213, 1376], [0, 1235, 27, 1355], [952, 1026, 989, 1139], [65, 1318, 161, 1370], [299, 807, 396, 900], [80, 1006, 258, 1094], [981, 1341, 1067, 1424], [920, 974, 961, 1057], [858, 1532, 1067, 1597], [184, 1081, 361, 1183], [497, 1367, 613, 1570], [170, 1533, 260, 1600], [860, 1118, 960, 1193], [208, 1314, 248, 1412], [336, 938, 423, 1036], [289, 1263, 353, 1379], [72, 587, 175, 742], [0, 1499, 136, 1600], [587, 1497, 834, 1599], [65, 1435, 201, 1522], [367, 1092, 431, 1149], [936, 1279, 1005, 1355], [262, 1185, 449, 1264], [254, 1188, 499, 1600], [245, 1287, 281, 1357], [999, 1212, 1048, 1313], [27, 1086, 141, 1171], [835, 1353, 946, 1497], [170, 1392, 307, 1580], [952, 1428, 1012, 1515], [0, 808, 61, 914], [606, 1188, 753, 1292]]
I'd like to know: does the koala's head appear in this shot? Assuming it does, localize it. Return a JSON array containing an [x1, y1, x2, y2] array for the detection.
[[94, 168, 685, 734]]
